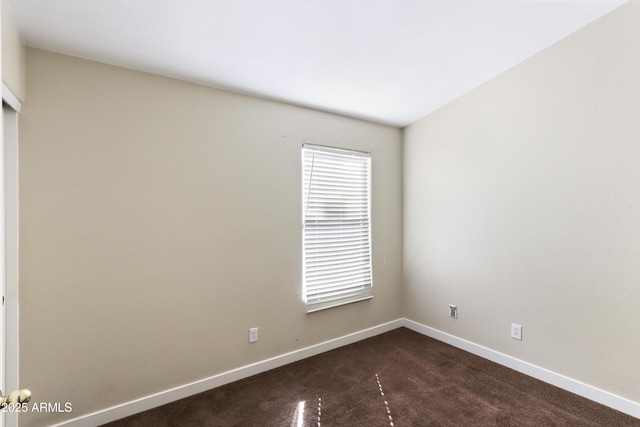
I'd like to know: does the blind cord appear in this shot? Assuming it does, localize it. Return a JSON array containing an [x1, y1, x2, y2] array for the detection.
[[304, 153, 316, 219]]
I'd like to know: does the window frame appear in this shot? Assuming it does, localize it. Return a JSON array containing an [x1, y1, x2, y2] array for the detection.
[[301, 144, 373, 313]]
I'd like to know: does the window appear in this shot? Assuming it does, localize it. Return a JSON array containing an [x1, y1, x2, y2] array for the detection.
[[302, 144, 373, 313]]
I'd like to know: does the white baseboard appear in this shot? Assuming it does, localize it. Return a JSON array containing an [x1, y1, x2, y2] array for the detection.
[[402, 318, 640, 420], [50, 319, 404, 427]]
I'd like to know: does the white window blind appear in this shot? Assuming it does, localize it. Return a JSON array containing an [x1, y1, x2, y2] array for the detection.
[[302, 144, 373, 313]]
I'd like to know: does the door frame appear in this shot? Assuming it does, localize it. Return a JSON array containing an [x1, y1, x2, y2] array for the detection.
[[2, 82, 21, 427]]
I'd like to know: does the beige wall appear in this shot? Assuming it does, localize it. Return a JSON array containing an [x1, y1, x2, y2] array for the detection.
[[1, 0, 25, 101], [19, 48, 403, 426], [404, 1, 640, 404]]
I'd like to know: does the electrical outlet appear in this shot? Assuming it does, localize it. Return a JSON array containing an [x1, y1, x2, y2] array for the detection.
[[511, 323, 522, 341], [249, 327, 258, 343], [449, 305, 458, 318]]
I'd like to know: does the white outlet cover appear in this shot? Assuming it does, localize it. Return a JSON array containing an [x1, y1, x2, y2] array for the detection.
[[449, 305, 458, 318], [511, 323, 522, 341]]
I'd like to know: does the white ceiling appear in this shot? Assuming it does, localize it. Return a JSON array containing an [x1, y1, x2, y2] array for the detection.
[[8, 0, 627, 127]]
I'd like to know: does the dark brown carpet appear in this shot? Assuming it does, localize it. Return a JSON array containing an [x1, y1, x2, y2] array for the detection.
[[103, 327, 640, 426]]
